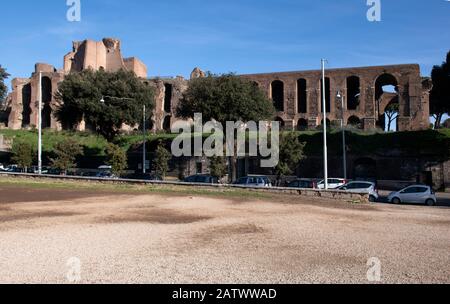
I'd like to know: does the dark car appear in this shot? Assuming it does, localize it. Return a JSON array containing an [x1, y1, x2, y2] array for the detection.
[[287, 179, 317, 189], [129, 173, 163, 181], [184, 175, 219, 184]]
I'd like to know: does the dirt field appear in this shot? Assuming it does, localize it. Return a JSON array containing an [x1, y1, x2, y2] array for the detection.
[[0, 184, 449, 284]]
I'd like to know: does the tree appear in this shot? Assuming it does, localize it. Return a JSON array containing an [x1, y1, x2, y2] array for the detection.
[[11, 141, 34, 172], [177, 73, 275, 180], [105, 143, 128, 177], [385, 102, 399, 132], [209, 156, 227, 180], [55, 69, 155, 140], [275, 132, 306, 183], [50, 139, 84, 174], [0, 65, 10, 104], [153, 142, 171, 179], [430, 51, 450, 129]]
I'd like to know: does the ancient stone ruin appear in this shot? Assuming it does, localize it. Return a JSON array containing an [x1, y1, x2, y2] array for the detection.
[[2, 38, 431, 132]]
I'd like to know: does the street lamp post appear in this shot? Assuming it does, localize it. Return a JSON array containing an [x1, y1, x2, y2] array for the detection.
[[38, 72, 42, 175], [337, 91, 347, 180], [101, 96, 147, 174], [321, 59, 329, 190]]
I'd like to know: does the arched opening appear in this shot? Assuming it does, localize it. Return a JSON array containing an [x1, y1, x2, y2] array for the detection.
[[354, 158, 377, 180], [164, 83, 173, 113], [347, 115, 362, 129], [320, 118, 331, 128], [375, 74, 399, 132], [271, 80, 284, 112], [21, 84, 32, 127], [297, 118, 308, 131], [274, 117, 285, 130], [163, 115, 172, 132], [41, 77, 52, 129], [320, 77, 331, 113], [346, 76, 360, 110], [297, 79, 307, 114]]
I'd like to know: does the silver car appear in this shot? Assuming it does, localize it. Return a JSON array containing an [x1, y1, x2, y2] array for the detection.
[[387, 185, 437, 206], [234, 176, 272, 188], [338, 181, 379, 202]]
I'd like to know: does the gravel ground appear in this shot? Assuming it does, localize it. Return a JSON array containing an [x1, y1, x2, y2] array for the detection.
[[0, 185, 449, 284]]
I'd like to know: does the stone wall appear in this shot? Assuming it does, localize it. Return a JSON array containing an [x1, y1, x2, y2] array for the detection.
[[240, 64, 430, 132]]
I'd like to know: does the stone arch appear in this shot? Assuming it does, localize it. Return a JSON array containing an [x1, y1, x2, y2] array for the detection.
[[346, 76, 360, 110], [320, 118, 331, 128], [297, 118, 308, 131], [164, 83, 173, 113], [274, 117, 285, 129], [271, 80, 284, 112], [297, 78, 307, 114], [21, 84, 32, 128], [41, 76, 52, 129], [353, 158, 377, 180], [320, 77, 331, 113], [347, 115, 362, 129], [375, 73, 399, 132]]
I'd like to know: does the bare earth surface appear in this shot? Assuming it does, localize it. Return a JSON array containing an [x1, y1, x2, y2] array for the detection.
[[0, 185, 449, 284]]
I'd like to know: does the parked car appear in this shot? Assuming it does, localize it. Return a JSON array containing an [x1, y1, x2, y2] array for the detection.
[[129, 173, 163, 181], [337, 181, 379, 202], [317, 178, 347, 190], [234, 176, 272, 188], [184, 174, 218, 184], [287, 179, 317, 189], [387, 185, 437, 206], [96, 171, 118, 179]]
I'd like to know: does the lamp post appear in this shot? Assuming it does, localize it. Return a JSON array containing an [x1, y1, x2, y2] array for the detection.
[[337, 91, 347, 180], [101, 96, 147, 174], [321, 59, 328, 190], [38, 72, 42, 175]]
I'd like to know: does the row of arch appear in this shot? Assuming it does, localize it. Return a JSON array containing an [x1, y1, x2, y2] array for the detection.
[[21, 76, 53, 129], [268, 73, 399, 115]]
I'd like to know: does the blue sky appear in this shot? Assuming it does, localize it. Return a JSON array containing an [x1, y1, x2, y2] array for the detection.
[[1, 0, 449, 87]]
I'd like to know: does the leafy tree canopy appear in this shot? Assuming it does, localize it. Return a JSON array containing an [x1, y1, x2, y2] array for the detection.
[[430, 51, 450, 128], [11, 140, 34, 171], [209, 156, 227, 179], [177, 73, 275, 125], [153, 142, 171, 179], [50, 138, 84, 174], [55, 69, 155, 140], [0, 65, 10, 104], [275, 132, 306, 177], [105, 143, 128, 176]]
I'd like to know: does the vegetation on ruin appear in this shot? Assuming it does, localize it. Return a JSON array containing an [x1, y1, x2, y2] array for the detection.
[[1, 128, 450, 169], [55, 69, 155, 140]]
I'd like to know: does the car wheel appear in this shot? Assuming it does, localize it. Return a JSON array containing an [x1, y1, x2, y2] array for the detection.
[[392, 197, 401, 205], [369, 195, 377, 203], [426, 199, 436, 207]]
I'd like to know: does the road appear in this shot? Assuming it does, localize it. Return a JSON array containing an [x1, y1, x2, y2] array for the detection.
[[0, 185, 449, 284]]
